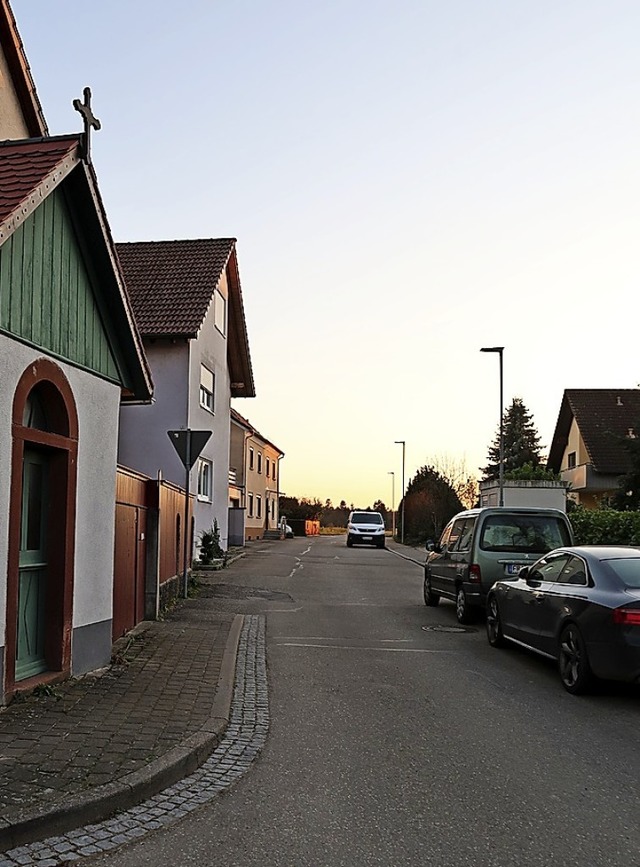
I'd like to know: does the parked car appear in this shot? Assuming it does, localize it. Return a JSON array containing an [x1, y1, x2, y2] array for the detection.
[[424, 507, 574, 623], [486, 546, 640, 694], [346, 511, 386, 548]]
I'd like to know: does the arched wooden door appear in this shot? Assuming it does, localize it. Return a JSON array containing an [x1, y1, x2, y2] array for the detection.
[[5, 360, 78, 700]]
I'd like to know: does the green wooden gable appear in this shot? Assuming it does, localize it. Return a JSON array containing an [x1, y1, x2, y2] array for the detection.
[[0, 185, 121, 383]]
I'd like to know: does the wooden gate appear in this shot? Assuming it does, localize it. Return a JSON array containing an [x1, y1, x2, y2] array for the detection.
[[113, 468, 151, 640]]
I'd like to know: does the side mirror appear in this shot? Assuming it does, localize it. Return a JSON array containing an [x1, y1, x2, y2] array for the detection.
[[426, 540, 437, 552], [519, 566, 529, 580]]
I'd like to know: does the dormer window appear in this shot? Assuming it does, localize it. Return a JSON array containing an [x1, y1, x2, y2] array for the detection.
[[567, 452, 576, 469]]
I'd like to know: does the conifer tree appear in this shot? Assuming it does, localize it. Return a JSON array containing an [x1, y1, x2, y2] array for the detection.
[[482, 397, 543, 480]]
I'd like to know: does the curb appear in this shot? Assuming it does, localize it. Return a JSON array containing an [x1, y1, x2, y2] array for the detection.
[[0, 614, 245, 852]]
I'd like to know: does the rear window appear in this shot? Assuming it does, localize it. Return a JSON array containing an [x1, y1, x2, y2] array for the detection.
[[351, 512, 383, 525], [479, 514, 571, 553], [604, 558, 640, 588]]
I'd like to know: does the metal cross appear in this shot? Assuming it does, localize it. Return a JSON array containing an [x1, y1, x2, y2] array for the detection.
[[72, 86, 101, 163]]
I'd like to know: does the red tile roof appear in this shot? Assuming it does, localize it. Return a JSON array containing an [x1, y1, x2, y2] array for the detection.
[[116, 238, 255, 397], [548, 389, 640, 474], [115, 238, 236, 337], [0, 136, 79, 227]]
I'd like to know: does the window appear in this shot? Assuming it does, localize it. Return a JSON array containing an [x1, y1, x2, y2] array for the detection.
[[257, 453, 262, 474], [266, 457, 270, 477], [452, 518, 476, 552], [214, 288, 226, 335], [555, 556, 588, 586], [199, 364, 214, 413], [446, 518, 466, 551], [273, 462, 277, 481], [529, 553, 570, 583], [197, 459, 212, 501], [248, 493, 254, 517], [256, 495, 262, 518], [271, 499, 275, 520], [567, 451, 576, 469], [249, 447, 254, 470]]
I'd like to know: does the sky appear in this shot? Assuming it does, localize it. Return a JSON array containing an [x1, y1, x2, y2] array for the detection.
[[13, 0, 640, 509]]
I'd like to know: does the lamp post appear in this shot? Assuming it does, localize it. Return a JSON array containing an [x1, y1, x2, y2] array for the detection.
[[480, 346, 505, 507], [394, 440, 406, 544], [387, 471, 395, 539]]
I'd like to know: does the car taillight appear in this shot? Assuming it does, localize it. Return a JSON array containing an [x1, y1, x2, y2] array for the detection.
[[613, 608, 640, 625], [469, 564, 481, 583]]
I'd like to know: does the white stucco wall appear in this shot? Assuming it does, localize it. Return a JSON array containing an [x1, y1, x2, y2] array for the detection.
[[0, 339, 122, 647], [67, 368, 121, 627]]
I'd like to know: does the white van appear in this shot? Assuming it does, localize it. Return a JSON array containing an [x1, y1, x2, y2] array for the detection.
[[346, 511, 386, 549]]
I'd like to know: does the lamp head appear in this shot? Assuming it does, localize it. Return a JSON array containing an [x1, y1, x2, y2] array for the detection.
[[480, 346, 504, 353]]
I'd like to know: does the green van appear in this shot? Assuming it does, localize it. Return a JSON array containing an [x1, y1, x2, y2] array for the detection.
[[423, 507, 574, 623]]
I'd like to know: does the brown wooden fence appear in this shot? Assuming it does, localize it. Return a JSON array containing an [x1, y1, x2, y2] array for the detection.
[[113, 467, 193, 640]]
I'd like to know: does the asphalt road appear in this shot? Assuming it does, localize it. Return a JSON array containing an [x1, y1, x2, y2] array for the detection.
[[91, 535, 640, 867]]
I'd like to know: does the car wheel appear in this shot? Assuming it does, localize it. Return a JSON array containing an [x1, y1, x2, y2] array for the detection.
[[455, 587, 474, 624], [423, 572, 440, 607], [486, 595, 505, 647], [558, 623, 593, 695], [346, 537, 353, 548], [377, 541, 386, 549]]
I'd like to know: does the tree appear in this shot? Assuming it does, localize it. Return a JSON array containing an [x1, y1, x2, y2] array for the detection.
[[430, 454, 479, 510], [482, 397, 543, 480], [612, 422, 640, 510], [400, 466, 462, 544]]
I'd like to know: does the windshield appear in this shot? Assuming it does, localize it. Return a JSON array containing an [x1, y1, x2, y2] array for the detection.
[[479, 514, 571, 553], [604, 558, 640, 588], [351, 513, 383, 525]]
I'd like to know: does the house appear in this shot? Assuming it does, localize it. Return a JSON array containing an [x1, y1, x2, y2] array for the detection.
[[0, 2, 154, 701], [0, 0, 48, 140], [547, 389, 640, 507], [116, 239, 255, 553], [229, 408, 284, 543]]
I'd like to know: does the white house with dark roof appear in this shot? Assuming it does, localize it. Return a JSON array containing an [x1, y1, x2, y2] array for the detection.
[[0, 0, 153, 701], [116, 238, 255, 552], [548, 389, 640, 507]]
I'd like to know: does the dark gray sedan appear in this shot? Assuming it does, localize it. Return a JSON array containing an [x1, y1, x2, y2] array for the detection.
[[486, 546, 640, 694]]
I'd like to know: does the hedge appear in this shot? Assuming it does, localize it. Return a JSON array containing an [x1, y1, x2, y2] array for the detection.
[[569, 506, 640, 546]]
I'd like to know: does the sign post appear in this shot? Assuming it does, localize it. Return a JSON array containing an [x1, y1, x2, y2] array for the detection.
[[167, 430, 212, 598]]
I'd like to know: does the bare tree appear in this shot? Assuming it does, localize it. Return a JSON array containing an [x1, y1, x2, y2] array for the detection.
[[428, 454, 478, 510]]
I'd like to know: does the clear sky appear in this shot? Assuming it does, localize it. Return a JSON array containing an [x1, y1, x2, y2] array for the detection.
[[13, 0, 640, 509]]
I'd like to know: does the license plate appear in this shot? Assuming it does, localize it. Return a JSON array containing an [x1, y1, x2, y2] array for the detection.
[[505, 563, 522, 576], [362, 536, 372, 541]]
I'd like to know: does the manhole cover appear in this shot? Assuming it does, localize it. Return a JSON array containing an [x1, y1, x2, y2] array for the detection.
[[422, 624, 476, 634]]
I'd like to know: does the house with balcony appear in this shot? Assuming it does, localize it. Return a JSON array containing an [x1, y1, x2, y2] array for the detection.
[[229, 408, 284, 542], [116, 239, 255, 552], [547, 389, 640, 507]]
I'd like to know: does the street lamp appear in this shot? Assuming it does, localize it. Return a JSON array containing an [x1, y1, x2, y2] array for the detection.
[[480, 346, 504, 507], [387, 471, 395, 539], [394, 440, 406, 544]]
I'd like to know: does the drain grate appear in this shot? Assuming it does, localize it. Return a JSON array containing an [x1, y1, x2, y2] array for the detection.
[[422, 624, 476, 634]]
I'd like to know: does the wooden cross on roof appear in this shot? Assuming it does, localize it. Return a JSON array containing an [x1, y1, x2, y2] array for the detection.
[[72, 86, 101, 164]]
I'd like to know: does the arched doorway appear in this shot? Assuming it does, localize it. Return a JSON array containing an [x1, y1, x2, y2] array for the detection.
[[5, 360, 78, 700]]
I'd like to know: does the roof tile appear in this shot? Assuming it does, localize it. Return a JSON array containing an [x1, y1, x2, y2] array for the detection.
[[116, 239, 236, 336], [0, 137, 78, 224]]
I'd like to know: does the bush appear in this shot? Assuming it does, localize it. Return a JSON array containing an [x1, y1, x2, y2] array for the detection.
[[569, 506, 640, 546], [199, 519, 224, 564]]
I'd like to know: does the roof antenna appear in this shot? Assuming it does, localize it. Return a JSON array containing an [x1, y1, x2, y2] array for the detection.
[[72, 86, 101, 164]]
